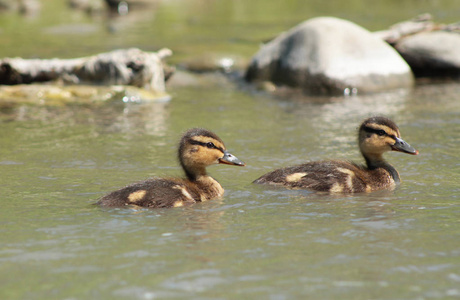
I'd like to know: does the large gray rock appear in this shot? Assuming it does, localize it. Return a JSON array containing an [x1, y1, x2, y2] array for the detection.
[[245, 17, 414, 95], [395, 31, 460, 78]]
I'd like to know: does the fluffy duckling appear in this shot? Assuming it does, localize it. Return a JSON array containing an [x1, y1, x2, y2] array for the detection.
[[253, 116, 418, 193], [97, 128, 245, 208]]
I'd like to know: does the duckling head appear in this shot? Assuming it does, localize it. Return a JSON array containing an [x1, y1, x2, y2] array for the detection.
[[178, 128, 245, 180], [358, 116, 418, 167]]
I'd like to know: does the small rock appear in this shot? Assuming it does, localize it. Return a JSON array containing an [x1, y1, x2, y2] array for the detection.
[[395, 31, 460, 78]]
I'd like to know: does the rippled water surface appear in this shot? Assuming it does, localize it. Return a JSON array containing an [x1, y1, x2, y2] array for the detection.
[[1, 1, 460, 299]]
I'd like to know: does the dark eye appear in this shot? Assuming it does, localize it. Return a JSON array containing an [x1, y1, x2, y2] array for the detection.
[[206, 142, 215, 149], [377, 130, 386, 136]]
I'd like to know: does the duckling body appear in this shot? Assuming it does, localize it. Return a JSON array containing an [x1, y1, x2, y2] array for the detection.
[[254, 117, 418, 193], [254, 160, 395, 193], [97, 128, 245, 208]]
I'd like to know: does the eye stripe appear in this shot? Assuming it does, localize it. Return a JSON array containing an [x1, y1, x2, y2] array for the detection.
[[363, 126, 386, 136], [363, 126, 400, 141], [189, 140, 224, 153]]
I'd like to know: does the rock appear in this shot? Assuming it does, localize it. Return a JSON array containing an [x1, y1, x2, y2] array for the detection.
[[394, 31, 460, 78], [0, 0, 40, 16], [74, 48, 172, 91], [245, 17, 414, 95], [0, 48, 173, 93], [372, 13, 460, 79], [373, 13, 437, 45], [69, 0, 105, 14]]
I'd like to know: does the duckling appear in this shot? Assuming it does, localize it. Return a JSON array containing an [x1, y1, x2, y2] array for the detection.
[[253, 116, 418, 193], [97, 128, 245, 208]]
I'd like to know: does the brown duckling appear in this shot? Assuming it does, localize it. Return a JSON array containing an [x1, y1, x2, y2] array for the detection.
[[97, 128, 245, 208], [253, 116, 418, 193]]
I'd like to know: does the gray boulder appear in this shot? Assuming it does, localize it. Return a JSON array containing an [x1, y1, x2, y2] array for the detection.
[[394, 31, 460, 78], [245, 17, 414, 95]]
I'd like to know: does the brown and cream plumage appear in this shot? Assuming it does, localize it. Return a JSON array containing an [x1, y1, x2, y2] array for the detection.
[[97, 128, 245, 208], [253, 116, 418, 193]]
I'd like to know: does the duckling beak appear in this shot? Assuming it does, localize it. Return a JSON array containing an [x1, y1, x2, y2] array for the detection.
[[219, 151, 245, 166], [392, 137, 419, 155]]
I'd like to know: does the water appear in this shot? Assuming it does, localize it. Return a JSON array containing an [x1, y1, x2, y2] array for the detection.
[[1, 1, 460, 299]]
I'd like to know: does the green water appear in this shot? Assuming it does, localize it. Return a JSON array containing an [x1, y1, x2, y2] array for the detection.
[[1, 1, 460, 299]]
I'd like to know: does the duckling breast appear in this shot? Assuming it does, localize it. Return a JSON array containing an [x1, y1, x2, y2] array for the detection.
[[192, 175, 225, 201]]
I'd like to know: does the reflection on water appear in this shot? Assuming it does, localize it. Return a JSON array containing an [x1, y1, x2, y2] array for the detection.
[[1, 100, 170, 138], [100, 102, 170, 137]]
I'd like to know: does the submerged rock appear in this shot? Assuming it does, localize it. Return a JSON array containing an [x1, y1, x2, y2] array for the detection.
[[245, 17, 414, 95], [0, 84, 170, 107]]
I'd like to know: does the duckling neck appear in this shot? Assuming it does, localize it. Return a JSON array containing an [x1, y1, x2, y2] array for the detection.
[[192, 174, 225, 201], [183, 166, 206, 182], [363, 154, 400, 183]]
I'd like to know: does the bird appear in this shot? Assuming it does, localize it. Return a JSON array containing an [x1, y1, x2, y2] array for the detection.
[[253, 116, 418, 193], [97, 128, 245, 208]]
